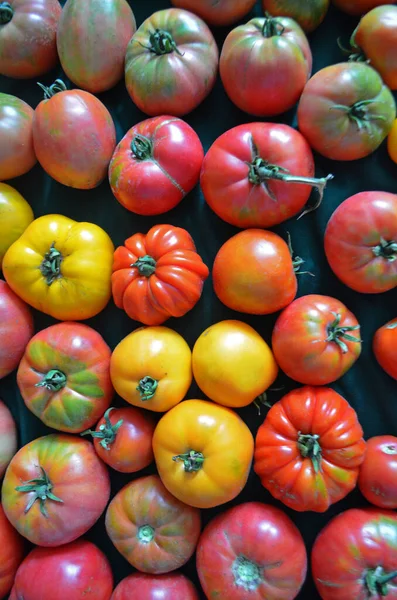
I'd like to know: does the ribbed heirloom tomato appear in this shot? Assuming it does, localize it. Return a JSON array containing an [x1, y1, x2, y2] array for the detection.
[[171, 0, 256, 26], [262, 0, 330, 32], [0, 93, 36, 181], [0, 504, 24, 599], [358, 435, 397, 509], [373, 318, 397, 380], [0, 399, 17, 477], [111, 572, 199, 600]]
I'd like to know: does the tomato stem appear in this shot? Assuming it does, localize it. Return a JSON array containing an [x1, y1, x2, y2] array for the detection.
[[131, 135, 153, 160], [326, 312, 361, 354], [372, 238, 397, 261], [331, 99, 387, 132], [131, 255, 157, 277], [137, 376, 158, 401], [0, 2, 13, 24], [139, 28, 183, 56], [261, 15, 285, 38], [297, 432, 322, 473], [173, 450, 204, 472], [232, 556, 262, 590], [37, 79, 67, 100], [287, 232, 314, 276], [15, 466, 63, 518], [40, 243, 63, 285], [137, 524, 155, 543], [35, 369, 67, 392], [365, 566, 397, 596], [81, 408, 123, 450]]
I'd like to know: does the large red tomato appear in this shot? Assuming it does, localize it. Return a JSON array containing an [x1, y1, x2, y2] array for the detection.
[[33, 80, 116, 189], [254, 386, 366, 512], [0, 0, 61, 78], [111, 572, 199, 600], [17, 322, 113, 433], [200, 123, 333, 229], [312, 508, 397, 599], [196, 502, 307, 600], [125, 9, 219, 117], [0, 504, 24, 600], [2, 434, 110, 547], [262, 0, 330, 32], [10, 540, 113, 600], [332, 0, 395, 16], [298, 63, 396, 160], [109, 116, 204, 216], [220, 16, 312, 116], [373, 318, 397, 380], [358, 435, 397, 509], [170, 0, 256, 26], [324, 191, 397, 293], [0, 279, 33, 380], [272, 294, 362, 385], [0, 93, 36, 181], [0, 399, 17, 477]]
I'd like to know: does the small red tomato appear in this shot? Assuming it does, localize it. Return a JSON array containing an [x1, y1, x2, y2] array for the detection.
[[0, 93, 37, 181], [0, 399, 17, 477], [358, 436, 397, 509], [373, 318, 397, 379], [111, 572, 199, 600], [0, 504, 24, 599]]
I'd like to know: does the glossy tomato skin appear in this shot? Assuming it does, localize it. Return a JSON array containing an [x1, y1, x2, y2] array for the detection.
[[170, 0, 256, 26], [324, 192, 397, 293], [312, 508, 397, 599], [109, 116, 204, 216], [388, 119, 397, 164], [0, 280, 33, 380], [125, 9, 219, 117], [197, 502, 307, 600], [112, 224, 209, 325], [298, 63, 396, 160], [111, 572, 199, 600], [373, 318, 397, 379], [254, 386, 366, 512], [57, 0, 136, 93], [11, 540, 113, 600], [272, 294, 362, 385], [0, 184, 33, 267], [0, 0, 61, 78], [213, 229, 298, 314], [106, 474, 201, 574], [0, 93, 36, 181], [262, 0, 330, 32], [332, 0, 395, 16], [220, 16, 312, 117], [0, 399, 17, 477], [0, 504, 24, 600], [2, 434, 110, 547], [358, 435, 397, 508], [17, 322, 113, 433]]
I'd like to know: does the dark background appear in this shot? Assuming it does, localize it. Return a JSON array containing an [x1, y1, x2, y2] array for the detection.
[[1, 1, 397, 598]]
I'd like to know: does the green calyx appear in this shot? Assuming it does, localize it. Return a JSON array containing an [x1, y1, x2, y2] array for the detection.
[[287, 232, 313, 276], [138, 524, 155, 543], [232, 556, 262, 591], [15, 466, 63, 518], [261, 14, 285, 38], [131, 134, 153, 161], [0, 2, 13, 24], [331, 98, 387, 132], [140, 28, 183, 56], [40, 242, 63, 285], [365, 566, 397, 596], [326, 311, 362, 354], [297, 432, 322, 474], [35, 369, 67, 392], [81, 408, 123, 450], [137, 376, 158, 401], [131, 255, 157, 277], [372, 238, 397, 262], [337, 29, 367, 63], [173, 450, 204, 472], [37, 79, 67, 101]]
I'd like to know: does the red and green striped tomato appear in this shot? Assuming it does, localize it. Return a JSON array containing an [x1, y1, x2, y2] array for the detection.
[[125, 8, 219, 117], [57, 0, 136, 94], [17, 322, 113, 433], [0, 399, 17, 477], [170, 0, 256, 26], [0, 93, 36, 181], [262, 0, 330, 33]]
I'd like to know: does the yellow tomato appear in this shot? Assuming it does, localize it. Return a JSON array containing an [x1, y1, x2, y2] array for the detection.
[[0, 183, 33, 268], [2, 214, 114, 320], [388, 119, 397, 164], [192, 320, 278, 408], [110, 326, 192, 412], [152, 399, 254, 508]]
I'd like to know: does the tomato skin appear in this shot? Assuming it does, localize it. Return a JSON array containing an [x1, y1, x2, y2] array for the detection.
[[170, 0, 256, 26], [373, 318, 397, 380], [358, 435, 397, 509], [111, 572, 199, 600], [0, 504, 24, 599], [324, 192, 397, 294], [197, 502, 307, 600], [312, 508, 397, 600], [106, 474, 201, 574], [254, 386, 366, 513], [0, 280, 33, 380], [262, 0, 330, 33], [109, 116, 204, 216], [272, 294, 361, 385], [332, 0, 395, 16], [213, 230, 298, 315], [125, 9, 219, 117], [388, 119, 397, 164], [2, 434, 110, 547], [0, 94, 36, 181], [220, 17, 312, 117], [0, 399, 17, 477], [298, 62, 396, 161], [0, 184, 33, 268]]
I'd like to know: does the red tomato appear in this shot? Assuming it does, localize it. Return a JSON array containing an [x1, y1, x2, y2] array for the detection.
[[358, 435, 397, 509], [105, 474, 201, 574], [254, 386, 366, 512], [125, 9, 219, 117], [0, 399, 17, 477], [0, 279, 33, 380], [324, 191, 397, 293], [17, 322, 113, 433], [0, 0, 61, 78], [83, 406, 155, 473], [109, 116, 204, 216], [373, 318, 397, 379], [2, 434, 110, 547], [312, 508, 397, 599], [111, 572, 199, 600], [298, 62, 396, 160], [332, 0, 395, 16], [112, 224, 209, 325], [196, 502, 307, 600], [0, 504, 24, 599], [33, 80, 116, 189], [220, 16, 312, 116], [171, 0, 256, 26], [0, 93, 36, 181], [272, 294, 362, 385], [262, 0, 330, 33], [200, 122, 333, 229]]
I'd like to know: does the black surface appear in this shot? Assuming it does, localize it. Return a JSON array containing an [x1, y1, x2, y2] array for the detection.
[[1, 1, 397, 599]]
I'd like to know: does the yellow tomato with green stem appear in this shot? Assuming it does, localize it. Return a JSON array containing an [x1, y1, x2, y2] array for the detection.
[[0, 183, 33, 268]]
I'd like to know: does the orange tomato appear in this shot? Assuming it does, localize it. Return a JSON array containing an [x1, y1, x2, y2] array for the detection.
[[373, 317, 397, 380], [388, 119, 397, 164]]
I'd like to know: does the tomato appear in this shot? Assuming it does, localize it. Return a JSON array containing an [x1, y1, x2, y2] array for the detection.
[[33, 80, 116, 189], [374, 318, 397, 380], [82, 406, 155, 473], [0, 0, 61, 78], [170, 0, 256, 26], [109, 116, 204, 216], [152, 399, 254, 508], [213, 229, 300, 314], [196, 502, 307, 600], [0, 279, 33, 380], [105, 474, 201, 574], [0, 184, 33, 267], [298, 62, 396, 160], [110, 326, 192, 413], [332, 0, 395, 16], [2, 434, 110, 546], [358, 435, 397, 509], [0, 504, 24, 600], [111, 572, 199, 600], [272, 294, 362, 385], [0, 93, 36, 181], [112, 224, 209, 325], [254, 386, 366, 512], [57, 0, 136, 93], [388, 119, 397, 164], [312, 508, 397, 599], [324, 191, 397, 294], [17, 322, 113, 433], [200, 122, 333, 229], [0, 399, 17, 477], [3, 214, 114, 321], [220, 16, 312, 116], [125, 8, 219, 117], [192, 320, 278, 408], [262, 0, 330, 33]]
